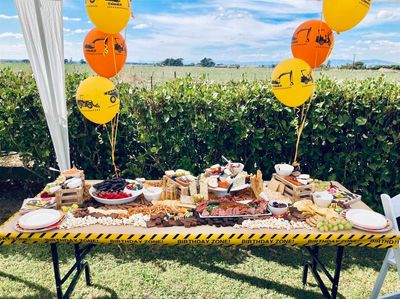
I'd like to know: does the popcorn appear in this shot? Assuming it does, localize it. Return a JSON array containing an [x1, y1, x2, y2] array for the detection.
[[60, 212, 150, 230], [233, 218, 313, 230]]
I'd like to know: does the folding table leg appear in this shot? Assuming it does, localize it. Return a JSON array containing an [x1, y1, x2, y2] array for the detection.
[[74, 244, 91, 286], [50, 244, 63, 299], [49, 243, 95, 299], [303, 246, 345, 299], [331, 247, 344, 299]]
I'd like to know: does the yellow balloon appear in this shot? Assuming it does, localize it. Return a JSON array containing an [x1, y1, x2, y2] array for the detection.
[[86, 0, 131, 34], [323, 0, 372, 33], [76, 76, 120, 124], [271, 58, 314, 108]]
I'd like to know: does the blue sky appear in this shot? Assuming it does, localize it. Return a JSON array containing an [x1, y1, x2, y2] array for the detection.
[[0, 0, 399, 64]]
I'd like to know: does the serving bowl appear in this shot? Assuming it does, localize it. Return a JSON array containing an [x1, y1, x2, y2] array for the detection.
[[268, 201, 289, 215], [89, 179, 142, 205], [143, 187, 162, 202], [274, 164, 294, 177], [313, 191, 333, 208]]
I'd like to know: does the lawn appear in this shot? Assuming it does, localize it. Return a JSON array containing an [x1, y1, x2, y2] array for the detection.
[[1, 181, 400, 298]]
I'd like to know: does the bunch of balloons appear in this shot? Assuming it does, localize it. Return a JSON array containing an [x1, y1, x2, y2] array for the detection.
[[76, 0, 131, 125], [271, 0, 372, 108]]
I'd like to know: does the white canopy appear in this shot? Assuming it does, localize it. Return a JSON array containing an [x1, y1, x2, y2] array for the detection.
[[14, 0, 70, 171]]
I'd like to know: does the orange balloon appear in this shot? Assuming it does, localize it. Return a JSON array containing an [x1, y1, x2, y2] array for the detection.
[[291, 20, 334, 68], [83, 28, 127, 78]]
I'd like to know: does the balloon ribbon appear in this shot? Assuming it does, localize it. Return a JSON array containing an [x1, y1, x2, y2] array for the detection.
[[104, 113, 120, 177], [292, 97, 313, 166]]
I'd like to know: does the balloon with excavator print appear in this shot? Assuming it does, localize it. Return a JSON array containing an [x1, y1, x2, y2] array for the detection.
[[291, 20, 334, 69], [271, 58, 314, 108], [323, 0, 372, 33], [83, 28, 127, 78], [76, 76, 120, 125], [86, 0, 131, 34]]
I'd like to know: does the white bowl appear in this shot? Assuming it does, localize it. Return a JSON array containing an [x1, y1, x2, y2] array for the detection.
[[230, 163, 245, 175], [313, 191, 333, 208], [268, 201, 289, 215], [89, 179, 142, 205], [143, 187, 162, 202], [274, 164, 294, 177]]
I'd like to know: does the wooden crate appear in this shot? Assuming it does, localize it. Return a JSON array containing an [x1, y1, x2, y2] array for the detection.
[[56, 187, 84, 208], [160, 175, 190, 201], [272, 173, 314, 202], [56, 172, 85, 208]]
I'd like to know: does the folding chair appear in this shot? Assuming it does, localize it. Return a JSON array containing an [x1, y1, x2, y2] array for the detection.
[[370, 194, 400, 299]]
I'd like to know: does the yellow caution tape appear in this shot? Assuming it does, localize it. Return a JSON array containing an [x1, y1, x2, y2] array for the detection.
[[0, 232, 398, 248]]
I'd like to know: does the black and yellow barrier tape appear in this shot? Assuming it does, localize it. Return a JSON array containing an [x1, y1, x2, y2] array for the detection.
[[0, 232, 399, 248]]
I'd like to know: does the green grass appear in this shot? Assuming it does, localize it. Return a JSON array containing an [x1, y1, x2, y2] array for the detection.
[[1, 244, 400, 298], [1, 63, 400, 88]]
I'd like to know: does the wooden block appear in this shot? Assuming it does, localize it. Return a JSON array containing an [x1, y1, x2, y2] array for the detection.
[[272, 173, 314, 202], [268, 178, 281, 192]]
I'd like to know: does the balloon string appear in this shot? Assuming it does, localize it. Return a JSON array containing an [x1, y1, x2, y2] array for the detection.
[[293, 2, 325, 167], [104, 115, 120, 177], [103, 36, 109, 56], [111, 35, 118, 78], [292, 94, 314, 166]]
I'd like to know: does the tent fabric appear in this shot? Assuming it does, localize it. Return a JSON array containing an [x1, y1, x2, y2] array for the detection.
[[14, 0, 70, 171]]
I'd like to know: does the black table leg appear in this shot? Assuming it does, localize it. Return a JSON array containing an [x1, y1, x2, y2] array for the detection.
[[50, 243, 95, 299], [50, 244, 63, 299], [302, 246, 345, 299]]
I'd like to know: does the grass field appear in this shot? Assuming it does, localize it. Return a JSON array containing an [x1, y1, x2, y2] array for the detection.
[[1, 182, 400, 299], [1, 62, 399, 88]]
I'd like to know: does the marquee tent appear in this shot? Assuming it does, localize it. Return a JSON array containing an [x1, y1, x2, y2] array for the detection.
[[14, 0, 70, 171]]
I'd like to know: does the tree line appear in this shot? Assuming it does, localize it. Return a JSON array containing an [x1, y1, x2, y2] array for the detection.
[[160, 57, 216, 67]]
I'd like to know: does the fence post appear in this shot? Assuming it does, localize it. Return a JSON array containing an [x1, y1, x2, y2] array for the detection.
[[150, 75, 153, 90], [174, 71, 177, 79]]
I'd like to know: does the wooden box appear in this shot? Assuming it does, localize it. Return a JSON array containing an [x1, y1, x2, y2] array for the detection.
[[160, 175, 190, 201], [272, 173, 314, 202], [56, 187, 84, 208], [56, 172, 85, 208]]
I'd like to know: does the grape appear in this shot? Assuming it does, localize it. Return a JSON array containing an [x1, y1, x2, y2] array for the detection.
[[345, 223, 352, 230], [338, 224, 344, 230], [332, 226, 339, 232]]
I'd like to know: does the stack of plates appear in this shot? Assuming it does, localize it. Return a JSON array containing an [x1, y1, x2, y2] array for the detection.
[[15, 209, 64, 232], [341, 209, 392, 232]]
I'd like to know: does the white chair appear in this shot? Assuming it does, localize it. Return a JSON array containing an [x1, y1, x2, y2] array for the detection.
[[370, 194, 400, 299]]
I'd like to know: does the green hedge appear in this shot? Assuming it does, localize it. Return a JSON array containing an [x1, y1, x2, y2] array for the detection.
[[1, 68, 399, 210]]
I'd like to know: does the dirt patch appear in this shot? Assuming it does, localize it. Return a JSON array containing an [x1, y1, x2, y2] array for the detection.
[[0, 180, 42, 224], [0, 153, 24, 167]]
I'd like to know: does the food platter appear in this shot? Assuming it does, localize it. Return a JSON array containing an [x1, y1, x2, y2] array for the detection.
[[198, 211, 272, 219], [89, 179, 143, 205], [208, 183, 250, 197], [18, 209, 64, 230]]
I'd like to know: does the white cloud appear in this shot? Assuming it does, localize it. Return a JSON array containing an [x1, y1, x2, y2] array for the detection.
[[0, 14, 18, 19], [0, 43, 27, 59], [63, 16, 81, 21], [0, 32, 23, 39], [70, 29, 89, 34], [64, 28, 71, 32], [133, 23, 149, 30]]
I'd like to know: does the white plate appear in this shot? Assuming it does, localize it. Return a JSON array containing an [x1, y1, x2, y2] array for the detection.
[[18, 209, 63, 230], [341, 210, 393, 232], [15, 216, 65, 233], [89, 179, 143, 205], [345, 209, 388, 230]]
